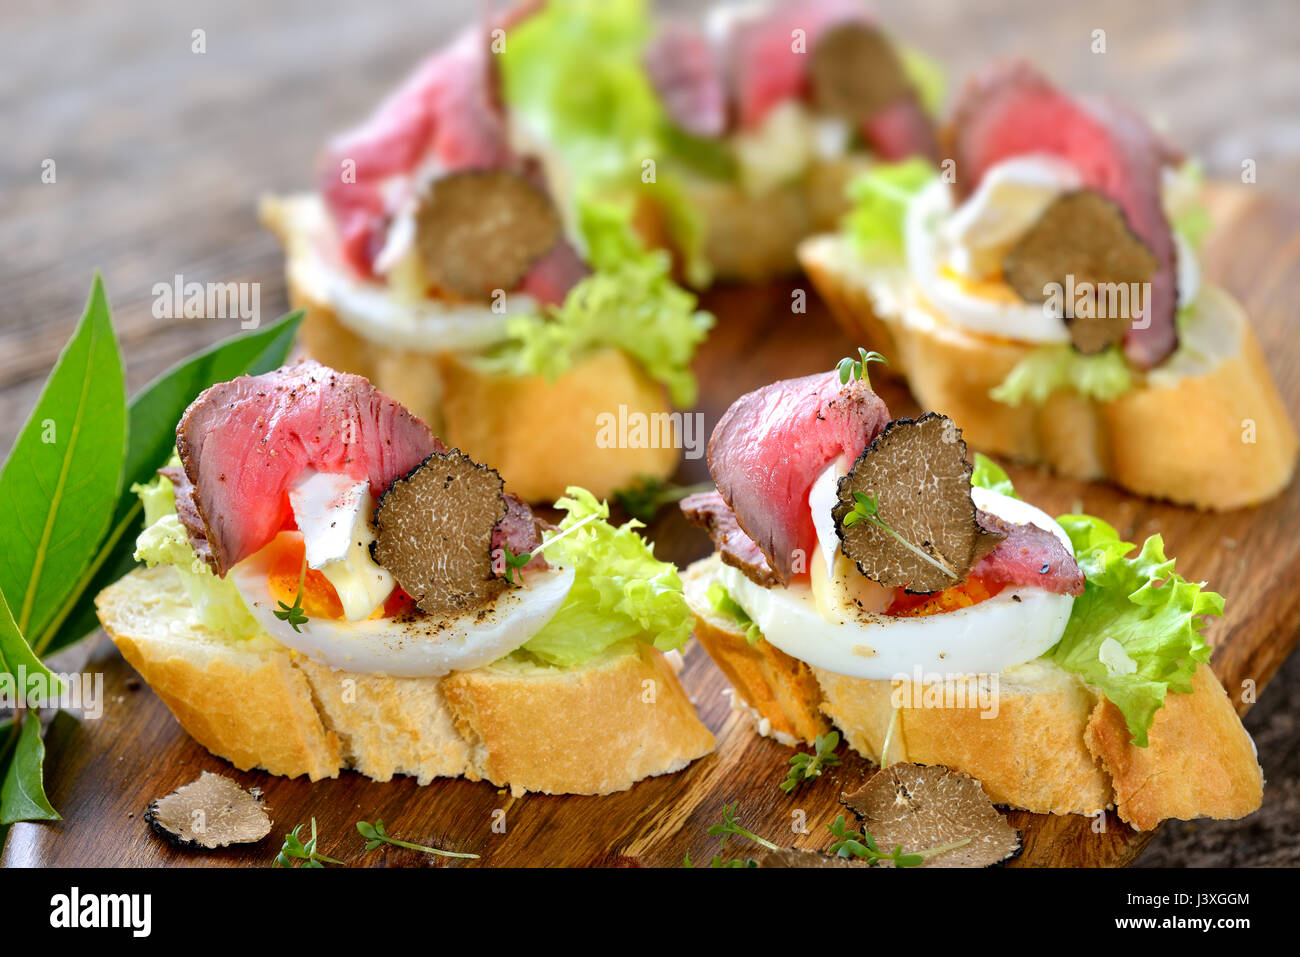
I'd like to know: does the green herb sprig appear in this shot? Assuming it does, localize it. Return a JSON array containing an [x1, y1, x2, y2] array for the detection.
[[357, 819, 479, 860], [780, 731, 842, 794], [842, 491, 957, 580], [273, 552, 310, 633], [613, 477, 713, 523], [274, 818, 344, 868], [497, 512, 599, 587], [684, 801, 778, 867], [827, 814, 971, 867], [836, 348, 887, 388]]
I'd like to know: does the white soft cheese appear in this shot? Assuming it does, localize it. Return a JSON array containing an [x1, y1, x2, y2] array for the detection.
[[905, 157, 1201, 344], [288, 470, 394, 622]]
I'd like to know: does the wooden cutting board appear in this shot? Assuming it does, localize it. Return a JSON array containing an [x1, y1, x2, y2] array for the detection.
[[5, 187, 1298, 868]]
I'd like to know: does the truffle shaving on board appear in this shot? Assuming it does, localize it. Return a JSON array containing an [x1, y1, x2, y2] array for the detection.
[[1003, 189, 1159, 355], [144, 771, 272, 850], [757, 846, 868, 868], [373, 449, 509, 617], [842, 764, 1022, 868], [832, 414, 1003, 592], [414, 168, 562, 299]]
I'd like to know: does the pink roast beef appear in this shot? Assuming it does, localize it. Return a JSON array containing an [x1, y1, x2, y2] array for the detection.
[[175, 361, 445, 575], [948, 60, 1180, 368], [972, 510, 1083, 595], [317, 23, 515, 278], [707, 370, 891, 584]]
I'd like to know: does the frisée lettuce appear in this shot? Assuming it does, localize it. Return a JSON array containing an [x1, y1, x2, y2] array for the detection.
[[517, 487, 692, 668], [1047, 515, 1221, 746], [972, 466, 1223, 746], [132, 462, 262, 639], [484, 200, 713, 407]]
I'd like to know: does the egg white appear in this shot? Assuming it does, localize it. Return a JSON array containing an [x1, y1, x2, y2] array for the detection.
[[904, 167, 1201, 344], [292, 195, 537, 354], [715, 488, 1075, 680], [229, 532, 575, 678]]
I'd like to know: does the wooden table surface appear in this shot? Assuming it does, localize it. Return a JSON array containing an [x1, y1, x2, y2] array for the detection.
[[3, 0, 1299, 867]]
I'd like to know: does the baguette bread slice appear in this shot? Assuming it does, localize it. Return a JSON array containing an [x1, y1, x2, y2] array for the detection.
[[261, 193, 679, 503], [682, 555, 1262, 827], [799, 234, 1298, 509], [98, 565, 715, 796]]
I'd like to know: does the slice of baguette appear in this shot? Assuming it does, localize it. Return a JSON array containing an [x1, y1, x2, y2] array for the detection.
[[799, 233, 1298, 509], [682, 555, 1262, 827], [261, 193, 679, 503], [97, 565, 715, 796]]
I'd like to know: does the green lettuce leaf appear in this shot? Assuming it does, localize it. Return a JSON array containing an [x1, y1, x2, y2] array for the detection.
[[499, 0, 713, 285], [899, 45, 946, 119], [132, 467, 262, 640], [990, 343, 1134, 406], [485, 200, 713, 406], [519, 487, 692, 667], [843, 158, 934, 260], [1047, 514, 1222, 746], [0, 713, 59, 825], [1165, 159, 1212, 252], [707, 583, 763, 645], [969, 453, 1020, 500]]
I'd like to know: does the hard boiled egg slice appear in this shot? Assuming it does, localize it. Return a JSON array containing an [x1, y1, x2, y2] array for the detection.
[[716, 488, 1074, 680], [288, 470, 393, 622], [230, 531, 575, 678]]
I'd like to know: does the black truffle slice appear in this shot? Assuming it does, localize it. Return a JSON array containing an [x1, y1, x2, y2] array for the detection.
[[144, 771, 271, 850], [1003, 189, 1158, 355], [373, 450, 508, 617], [810, 23, 911, 121], [757, 846, 870, 868], [414, 169, 562, 300], [841, 764, 1022, 868], [832, 414, 1004, 593]]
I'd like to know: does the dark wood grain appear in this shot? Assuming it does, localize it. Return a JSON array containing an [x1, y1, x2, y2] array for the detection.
[[4, 188, 1299, 868]]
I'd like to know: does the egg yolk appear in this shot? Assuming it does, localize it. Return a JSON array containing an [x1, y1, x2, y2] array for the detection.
[[263, 533, 413, 622], [886, 577, 1006, 618]]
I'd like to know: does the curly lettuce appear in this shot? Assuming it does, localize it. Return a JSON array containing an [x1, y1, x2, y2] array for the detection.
[[1165, 159, 1213, 252], [518, 487, 692, 667], [969, 453, 1020, 500], [485, 200, 713, 406], [500, 0, 712, 285], [990, 343, 1134, 406], [1047, 514, 1222, 747], [707, 583, 763, 645], [843, 158, 934, 261], [899, 45, 946, 119], [133, 465, 261, 639]]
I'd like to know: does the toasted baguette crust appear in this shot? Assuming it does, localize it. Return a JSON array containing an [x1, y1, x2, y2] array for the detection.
[[799, 234, 1298, 508], [97, 565, 714, 795], [434, 349, 678, 504], [261, 193, 678, 504], [813, 662, 1113, 816], [682, 554, 1263, 827], [681, 559, 829, 743], [1085, 663, 1263, 830]]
